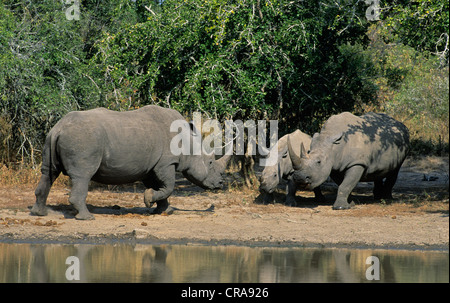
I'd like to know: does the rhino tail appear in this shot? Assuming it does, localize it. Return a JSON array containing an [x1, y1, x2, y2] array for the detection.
[[41, 128, 62, 181]]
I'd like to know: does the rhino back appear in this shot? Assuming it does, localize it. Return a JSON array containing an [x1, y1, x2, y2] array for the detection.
[[53, 106, 182, 183], [323, 112, 409, 180]]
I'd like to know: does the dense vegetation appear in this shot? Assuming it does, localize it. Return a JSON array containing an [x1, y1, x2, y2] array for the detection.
[[0, 0, 448, 167]]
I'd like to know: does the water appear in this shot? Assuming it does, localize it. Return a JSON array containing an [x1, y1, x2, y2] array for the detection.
[[0, 243, 448, 283]]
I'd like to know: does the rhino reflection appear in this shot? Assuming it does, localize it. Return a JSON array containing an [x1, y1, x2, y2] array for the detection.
[[0, 243, 447, 283]]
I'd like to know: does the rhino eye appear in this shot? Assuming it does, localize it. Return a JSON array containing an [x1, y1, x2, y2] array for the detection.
[[317, 160, 321, 165]]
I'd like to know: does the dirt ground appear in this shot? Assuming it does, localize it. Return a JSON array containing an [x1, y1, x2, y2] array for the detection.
[[0, 156, 448, 250]]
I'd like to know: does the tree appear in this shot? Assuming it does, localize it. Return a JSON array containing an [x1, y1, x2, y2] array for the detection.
[[94, 0, 377, 134], [0, 0, 137, 165], [380, 0, 449, 66], [1, 0, 382, 165]]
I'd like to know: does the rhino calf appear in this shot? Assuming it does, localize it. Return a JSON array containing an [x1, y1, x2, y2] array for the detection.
[[31, 105, 230, 220], [288, 112, 409, 210], [259, 130, 323, 206]]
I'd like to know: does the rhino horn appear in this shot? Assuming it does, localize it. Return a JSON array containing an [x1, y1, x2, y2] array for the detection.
[[287, 136, 303, 170], [216, 154, 232, 171], [258, 145, 270, 157], [300, 142, 307, 158]]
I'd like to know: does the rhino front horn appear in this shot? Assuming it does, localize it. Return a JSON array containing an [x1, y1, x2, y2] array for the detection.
[[287, 136, 303, 170], [216, 154, 232, 171]]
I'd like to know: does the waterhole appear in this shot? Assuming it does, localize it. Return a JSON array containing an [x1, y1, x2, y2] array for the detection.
[[0, 243, 448, 283]]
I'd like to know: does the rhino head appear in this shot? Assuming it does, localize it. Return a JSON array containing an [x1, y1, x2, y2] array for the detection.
[[182, 153, 231, 189], [172, 119, 231, 190], [259, 144, 290, 194], [288, 132, 343, 190]]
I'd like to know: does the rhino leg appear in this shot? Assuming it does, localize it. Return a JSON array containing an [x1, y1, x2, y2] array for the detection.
[[70, 178, 95, 220], [313, 186, 325, 203], [143, 164, 175, 214], [373, 179, 384, 200], [262, 192, 275, 204], [152, 198, 174, 215], [382, 168, 399, 199], [374, 168, 399, 200], [333, 165, 365, 210], [285, 180, 297, 206], [31, 173, 56, 216]]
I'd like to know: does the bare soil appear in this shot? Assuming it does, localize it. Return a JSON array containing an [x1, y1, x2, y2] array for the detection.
[[0, 156, 448, 250]]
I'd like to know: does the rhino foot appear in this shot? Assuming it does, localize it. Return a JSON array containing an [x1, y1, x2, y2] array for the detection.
[[151, 198, 174, 215], [374, 193, 394, 200], [144, 189, 156, 208], [332, 201, 355, 210], [285, 196, 297, 207], [262, 192, 275, 204], [152, 206, 174, 215], [75, 212, 95, 220], [30, 204, 48, 216]]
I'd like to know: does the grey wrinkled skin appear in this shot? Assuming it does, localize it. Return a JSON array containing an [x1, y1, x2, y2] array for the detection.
[[288, 112, 409, 210], [259, 130, 324, 206], [31, 105, 230, 220]]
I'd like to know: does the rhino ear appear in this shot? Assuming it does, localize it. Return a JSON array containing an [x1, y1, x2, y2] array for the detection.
[[287, 136, 302, 170], [330, 132, 344, 144], [278, 144, 288, 159], [189, 121, 200, 136]]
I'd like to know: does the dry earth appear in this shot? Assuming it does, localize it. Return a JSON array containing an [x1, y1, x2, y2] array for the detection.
[[0, 156, 448, 250]]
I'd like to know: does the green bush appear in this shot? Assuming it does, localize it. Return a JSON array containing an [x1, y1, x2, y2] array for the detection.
[[367, 25, 449, 155], [1, 0, 448, 166], [94, 0, 376, 134], [0, 0, 136, 165]]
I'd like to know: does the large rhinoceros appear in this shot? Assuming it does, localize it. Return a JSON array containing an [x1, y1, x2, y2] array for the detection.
[[288, 112, 409, 210], [259, 130, 324, 206], [31, 105, 230, 220]]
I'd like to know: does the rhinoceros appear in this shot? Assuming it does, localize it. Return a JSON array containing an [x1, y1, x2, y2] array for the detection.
[[259, 130, 324, 206], [288, 112, 409, 210], [31, 105, 230, 220]]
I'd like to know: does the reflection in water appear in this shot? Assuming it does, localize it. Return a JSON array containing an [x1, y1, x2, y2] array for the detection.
[[0, 243, 448, 283]]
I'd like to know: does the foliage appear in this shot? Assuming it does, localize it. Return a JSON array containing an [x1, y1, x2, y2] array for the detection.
[[0, 0, 448, 166], [95, 0, 376, 133], [380, 0, 449, 66], [0, 0, 137, 165], [366, 24, 449, 155]]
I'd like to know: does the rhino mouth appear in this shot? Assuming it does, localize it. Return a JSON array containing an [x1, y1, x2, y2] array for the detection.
[[295, 180, 313, 190], [292, 173, 312, 188], [200, 180, 224, 190], [264, 188, 275, 194], [259, 184, 274, 194], [304, 184, 313, 190]]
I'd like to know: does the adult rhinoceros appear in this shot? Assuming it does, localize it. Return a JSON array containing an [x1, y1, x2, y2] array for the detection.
[[31, 105, 230, 220], [288, 112, 409, 210], [259, 130, 324, 206]]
